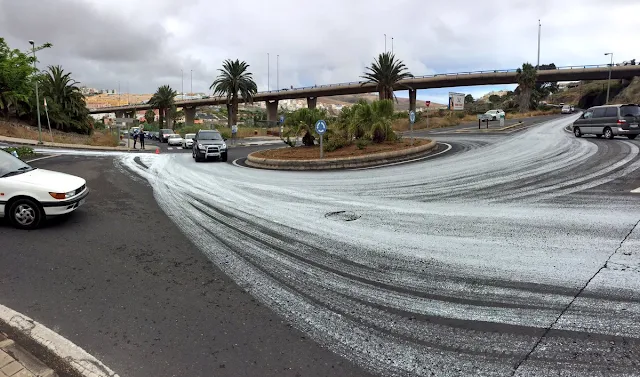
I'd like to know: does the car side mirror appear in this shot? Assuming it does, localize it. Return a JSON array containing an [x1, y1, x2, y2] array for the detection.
[[223, 138, 227, 141]]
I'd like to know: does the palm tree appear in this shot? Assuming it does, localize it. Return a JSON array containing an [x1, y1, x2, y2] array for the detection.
[[148, 85, 177, 129], [40, 65, 90, 133], [283, 107, 328, 146], [210, 59, 257, 126], [361, 52, 413, 101], [516, 63, 538, 112], [353, 99, 396, 143]]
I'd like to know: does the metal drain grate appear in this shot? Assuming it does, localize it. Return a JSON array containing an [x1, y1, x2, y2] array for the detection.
[[324, 211, 361, 221]]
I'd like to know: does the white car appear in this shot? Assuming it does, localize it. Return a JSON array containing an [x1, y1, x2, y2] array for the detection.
[[485, 109, 505, 120], [167, 134, 184, 146], [0, 150, 88, 229], [561, 105, 573, 114], [183, 133, 196, 149]]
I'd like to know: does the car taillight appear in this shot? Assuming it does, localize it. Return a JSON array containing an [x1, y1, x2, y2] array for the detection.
[[617, 119, 627, 124]]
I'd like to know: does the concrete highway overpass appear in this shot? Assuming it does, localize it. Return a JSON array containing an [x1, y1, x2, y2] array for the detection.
[[90, 64, 640, 125]]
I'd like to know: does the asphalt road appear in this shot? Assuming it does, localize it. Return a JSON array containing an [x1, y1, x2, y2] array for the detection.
[[2, 114, 640, 377]]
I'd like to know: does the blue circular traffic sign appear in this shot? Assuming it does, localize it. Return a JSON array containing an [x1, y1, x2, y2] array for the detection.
[[409, 110, 416, 124], [280, 115, 285, 123], [315, 119, 327, 134]]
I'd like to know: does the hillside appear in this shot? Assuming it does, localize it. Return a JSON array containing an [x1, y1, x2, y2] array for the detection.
[[550, 77, 640, 108], [319, 94, 446, 110]]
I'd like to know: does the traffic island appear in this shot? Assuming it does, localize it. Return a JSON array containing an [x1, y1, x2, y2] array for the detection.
[[246, 139, 436, 170]]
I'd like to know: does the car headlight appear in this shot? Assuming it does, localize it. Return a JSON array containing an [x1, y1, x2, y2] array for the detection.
[[221, 143, 227, 150], [49, 190, 76, 199]]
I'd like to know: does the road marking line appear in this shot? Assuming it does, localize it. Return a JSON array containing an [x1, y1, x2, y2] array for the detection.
[[25, 154, 60, 163], [631, 187, 640, 193], [231, 158, 252, 169], [350, 142, 453, 170], [167, 147, 173, 150]]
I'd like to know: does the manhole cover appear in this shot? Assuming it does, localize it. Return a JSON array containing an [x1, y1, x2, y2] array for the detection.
[[324, 211, 361, 221]]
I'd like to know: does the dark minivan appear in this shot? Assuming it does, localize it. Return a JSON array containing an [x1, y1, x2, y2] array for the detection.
[[572, 104, 640, 140]]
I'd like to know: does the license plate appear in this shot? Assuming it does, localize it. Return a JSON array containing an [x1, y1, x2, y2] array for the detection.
[[78, 198, 86, 206], [630, 124, 638, 128]]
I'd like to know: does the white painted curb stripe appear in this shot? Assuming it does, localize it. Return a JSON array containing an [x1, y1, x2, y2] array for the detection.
[[631, 187, 640, 193], [0, 304, 120, 377], [350, 142, 453, 170]]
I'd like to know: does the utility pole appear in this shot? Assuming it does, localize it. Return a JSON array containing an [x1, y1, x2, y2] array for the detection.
[[267, 53, 270, 91], [28, 40, 43, 144], [277, 55, 279, 91], [384, 34, 387, 53], [605, 52, 613, 104], [537, 20, 541, 68]]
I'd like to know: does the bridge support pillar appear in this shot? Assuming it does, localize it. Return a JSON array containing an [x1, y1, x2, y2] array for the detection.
[[266, 100, 279, 123], [307, 97, 317, 109], [115, 111, 125, 119], [184, 106, 197, 126], [408, 89, 416, 113]]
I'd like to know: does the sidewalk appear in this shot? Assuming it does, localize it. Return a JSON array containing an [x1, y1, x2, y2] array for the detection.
[[0, 135, 131, 151], [0, 333, 56, 377]]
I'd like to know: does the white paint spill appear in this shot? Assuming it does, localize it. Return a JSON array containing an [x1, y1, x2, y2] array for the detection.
[[115, 115, 640, 377]]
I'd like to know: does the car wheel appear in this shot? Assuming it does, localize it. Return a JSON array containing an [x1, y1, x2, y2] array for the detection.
[[596, 134, 602, 138], [8, 198, 43, 230], [492, 116, 496, 121], [573, 127, 581, 138], [195, 153, 203, 162], [221, 152, 228, 162], [627, 135, 637, 140], [604, 127, 614, 139], [192, 149, 195, 158]]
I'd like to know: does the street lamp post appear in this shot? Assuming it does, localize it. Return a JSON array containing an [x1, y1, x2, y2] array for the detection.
[[181, 69, 184, 100], [391, 37, 394, 54], [267, 53, 270, 91], [384, 34, 387, 52], [28, 40, 43, 144], [537, 20, 541, 68], [276, 55, 279, 91], [605, 52, 613, 104], [190, 70, 193, 96]]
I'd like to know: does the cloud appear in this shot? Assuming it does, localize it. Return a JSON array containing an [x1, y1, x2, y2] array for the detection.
[[1, 0, 639, 99]]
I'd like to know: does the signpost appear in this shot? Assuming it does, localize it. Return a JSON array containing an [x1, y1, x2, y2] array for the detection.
[[315, 119, 327, 159], [477, 114, 491, 129], [425, 101, 431, 128], [279, 116, 285, 138], [499, 113, 505, 128], [408, 110, 416, 146], [231, 124, 238, 144]]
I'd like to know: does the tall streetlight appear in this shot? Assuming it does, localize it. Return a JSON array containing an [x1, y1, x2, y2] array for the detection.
[[536, 20, 541, 68], [190, 70, 193, 95], [391, 37, 394, 54], [384, 34, 387, 52], [276, 55, 279, 91], [605, 52, 613, 104], [28, 40, 43, 144], [181, 69, 184, 100], [267, 53, 270, 91]]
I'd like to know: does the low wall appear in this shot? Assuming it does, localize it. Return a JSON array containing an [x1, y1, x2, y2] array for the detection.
[[246, 139, 437, 170]]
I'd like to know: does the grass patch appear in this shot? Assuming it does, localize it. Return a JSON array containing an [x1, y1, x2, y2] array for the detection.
[[0, 120, 119, 147], [252, 139, 428, 160]]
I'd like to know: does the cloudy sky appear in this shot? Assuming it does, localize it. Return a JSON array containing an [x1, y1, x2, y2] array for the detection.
[[1, 0, 639, 104]]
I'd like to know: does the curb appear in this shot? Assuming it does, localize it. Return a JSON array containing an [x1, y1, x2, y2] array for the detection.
[[0, 137, 128, 152], [0, 304, 119, 377], [246, 139, 437, 170]]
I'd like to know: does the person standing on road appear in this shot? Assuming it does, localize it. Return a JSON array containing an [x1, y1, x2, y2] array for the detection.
[[133, 131, 139, 149], [139, 130, 145, 149]]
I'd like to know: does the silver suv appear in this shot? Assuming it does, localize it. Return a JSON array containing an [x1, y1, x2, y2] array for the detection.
[[572, 104, 640, 140]]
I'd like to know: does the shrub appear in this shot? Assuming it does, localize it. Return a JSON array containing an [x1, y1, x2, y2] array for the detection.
[[2, 146, 35, 158], [456, 112, 465, 119], [356, 139, 370, 150], [323, 137, 350, 152]]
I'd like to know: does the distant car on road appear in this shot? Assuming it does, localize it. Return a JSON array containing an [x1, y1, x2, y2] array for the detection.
[[561, 105, 573, 114], [167, 134, 184, 146], [183, 133, 196, 149], [159, 129, 174, 143], [192, 130, 228, 162], [0, 149, 88, 229], [485, 109, 505, 120], [572, 104, 640, 140]]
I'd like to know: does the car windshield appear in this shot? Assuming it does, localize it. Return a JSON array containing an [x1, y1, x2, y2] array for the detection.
[[161, 129, 173, 133], [198, 132, 222, 140], [0, 150, 34, 178], [185, 134, 196, 139], [562, 105, 570, 109], [620, 105, 640, 117]]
